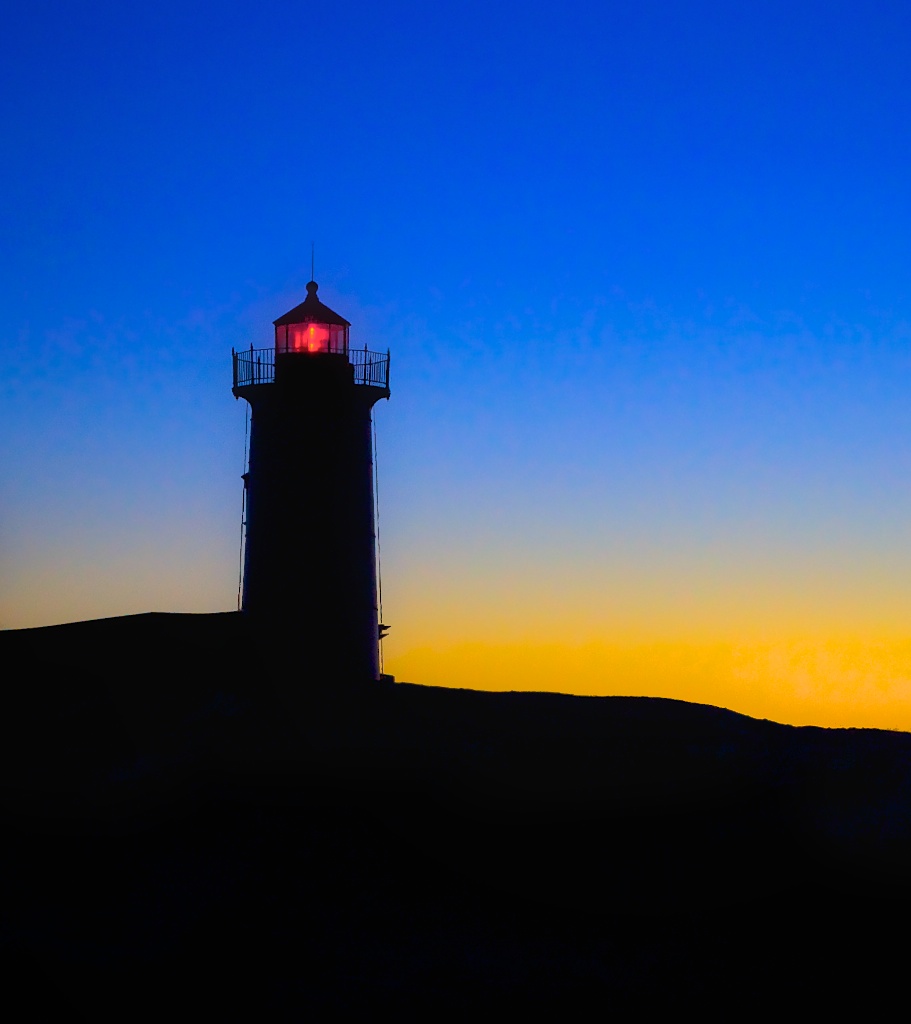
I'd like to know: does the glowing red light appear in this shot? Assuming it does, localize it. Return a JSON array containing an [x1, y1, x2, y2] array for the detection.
[[284, 322, 331, 352], [276, 320, 347, 354], [307, 324, 331, 352]]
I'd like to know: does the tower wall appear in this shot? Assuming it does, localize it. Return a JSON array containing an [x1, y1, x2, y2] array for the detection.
[[239, 353, 382, 681]]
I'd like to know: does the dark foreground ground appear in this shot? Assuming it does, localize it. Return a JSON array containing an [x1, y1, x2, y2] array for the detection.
[[2, 612, 911, 1017]]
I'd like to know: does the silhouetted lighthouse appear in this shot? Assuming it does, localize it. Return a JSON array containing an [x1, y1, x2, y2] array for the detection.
[[232, 280, 390, 681]]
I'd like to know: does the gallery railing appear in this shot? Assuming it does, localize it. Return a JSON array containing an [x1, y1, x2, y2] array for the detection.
[[232, 345, 390, 391], [233, 346, 275, 387]]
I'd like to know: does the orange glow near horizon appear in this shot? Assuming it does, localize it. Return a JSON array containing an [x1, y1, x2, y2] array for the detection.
[[6, 509, 911, 734], [385, 635, 911, 732], [5, 550, 911, 732], [379, 545, 911, 732]]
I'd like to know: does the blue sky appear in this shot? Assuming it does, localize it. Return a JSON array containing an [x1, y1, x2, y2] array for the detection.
[[4, 1, 911, 725]]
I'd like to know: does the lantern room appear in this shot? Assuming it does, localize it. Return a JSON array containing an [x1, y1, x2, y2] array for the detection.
[[273, 280, 350, 355]]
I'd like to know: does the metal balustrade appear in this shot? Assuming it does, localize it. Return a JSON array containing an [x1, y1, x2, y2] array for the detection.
[[232, 345, 390, 391], [233, 346, 275, 387]]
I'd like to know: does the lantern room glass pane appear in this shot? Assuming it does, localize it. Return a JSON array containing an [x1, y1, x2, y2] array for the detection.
[[275, 323, 348, 354]]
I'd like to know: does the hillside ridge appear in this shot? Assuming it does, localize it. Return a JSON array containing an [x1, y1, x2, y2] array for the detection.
[[3, 612, 910, 1015]]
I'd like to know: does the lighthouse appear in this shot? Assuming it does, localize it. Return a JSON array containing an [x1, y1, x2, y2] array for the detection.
[[232, 280, 390, 681]]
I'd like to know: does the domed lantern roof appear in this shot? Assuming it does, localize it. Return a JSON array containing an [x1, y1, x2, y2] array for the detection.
[[273, 281, 350, 355]]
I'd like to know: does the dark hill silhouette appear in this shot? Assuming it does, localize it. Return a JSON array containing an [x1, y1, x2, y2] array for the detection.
[[2, 612, 910, 1017]]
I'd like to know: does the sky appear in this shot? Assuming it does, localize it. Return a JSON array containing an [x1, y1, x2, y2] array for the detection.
[[3, 0, 911, 729]]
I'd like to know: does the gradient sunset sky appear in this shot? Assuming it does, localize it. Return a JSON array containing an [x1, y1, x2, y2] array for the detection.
[[4, 1, 911, 729]]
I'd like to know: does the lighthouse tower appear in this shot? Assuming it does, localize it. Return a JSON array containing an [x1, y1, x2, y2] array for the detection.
[[232, 280, 390, 681]]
